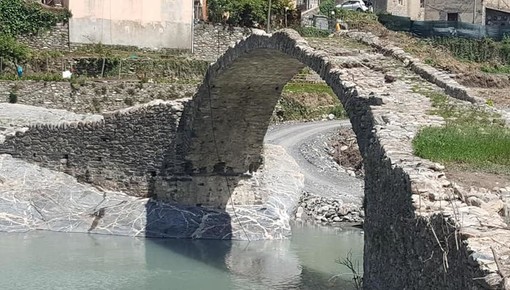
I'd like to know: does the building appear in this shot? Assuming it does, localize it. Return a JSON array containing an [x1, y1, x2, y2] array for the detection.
[[373, 0, 425, 20], [407, 0, 510, 25], [65, 0, 193, 50], [194, 0, 208, 21], [424, 0, 510, 26], [295, 0, 320, 11], [423, 0, 483, 23], [374, 0, 510, 25]]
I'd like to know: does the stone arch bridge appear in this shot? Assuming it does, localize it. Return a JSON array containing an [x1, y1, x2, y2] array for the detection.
[[0, 29, 508, 289]]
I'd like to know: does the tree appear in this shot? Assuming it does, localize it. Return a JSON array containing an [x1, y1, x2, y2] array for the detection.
[[207, 0, 294, 28], [319, 0, 336, 16], [0, 34, 30, 64]]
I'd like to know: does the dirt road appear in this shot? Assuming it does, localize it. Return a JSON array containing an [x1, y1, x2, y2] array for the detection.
[[265, 120, 364, 206]]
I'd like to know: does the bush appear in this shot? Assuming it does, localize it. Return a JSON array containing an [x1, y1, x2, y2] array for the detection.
[[319, 0, 336, 16], [0, 0, 72, 36], [208, 0, 294, 27], [294, 26, 330, 37], [8, 92, 18, 103], [432, 36, 510, 67], [0, 34, 31, 63]]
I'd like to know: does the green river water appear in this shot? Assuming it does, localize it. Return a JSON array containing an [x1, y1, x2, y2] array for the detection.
[[0, 225, 363, 290]]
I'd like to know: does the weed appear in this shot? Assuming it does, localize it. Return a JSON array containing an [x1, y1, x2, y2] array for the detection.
[[8, 92, 17, 103], [91, 97, 102, 113], [124, 98, 134, 106], [334, 252, 363, 290], [94, 88, 101, 96]]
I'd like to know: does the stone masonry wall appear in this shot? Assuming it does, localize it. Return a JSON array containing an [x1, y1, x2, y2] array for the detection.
[[0, 80, 197, 113], [0, 100, 186, 196], [16, 23, 69, 51], [193, 23, 252, 61]]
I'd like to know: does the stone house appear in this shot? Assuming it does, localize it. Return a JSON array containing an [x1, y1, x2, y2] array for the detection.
[[64, 0, 193, 50], [373, 0, 425, 20], [374, 0, 510, 25], [423, 0, 510, 26]]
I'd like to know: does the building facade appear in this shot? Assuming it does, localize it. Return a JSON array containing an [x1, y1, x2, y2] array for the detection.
[[373, 0, 425, 20], [423, 0, 483, 23], [374, 0, 510, 25], [423, 0, 510, 26], [66, 0, 193, 50]]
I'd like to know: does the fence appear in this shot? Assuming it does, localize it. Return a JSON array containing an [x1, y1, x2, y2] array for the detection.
[[378, 14, 510, 41]]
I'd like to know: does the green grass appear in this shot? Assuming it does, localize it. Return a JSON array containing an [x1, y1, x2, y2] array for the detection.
[[412, 88, 510, 174], [413, 125, 510, 172], [274, 81, 347, 122], [480, 64, 510, 74], [283, 82, 335, 96], [275, 97, 347, 121]]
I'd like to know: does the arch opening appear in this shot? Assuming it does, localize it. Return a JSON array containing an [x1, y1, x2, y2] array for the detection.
[[153, 30, 359, 210]]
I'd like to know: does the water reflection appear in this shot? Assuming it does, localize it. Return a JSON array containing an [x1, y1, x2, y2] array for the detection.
[[0, 225, 363, 290], [147, 224, 363, 290]]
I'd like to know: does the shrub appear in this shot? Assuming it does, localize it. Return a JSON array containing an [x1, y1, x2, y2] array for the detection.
[[0, 34, 31, 63], [294, 26, 330, 37], [0, 0, 72, 36], [208, 0, 294, 28], [8, 92, 18, 103]]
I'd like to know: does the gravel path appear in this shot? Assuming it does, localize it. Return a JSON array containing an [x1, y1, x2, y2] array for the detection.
[[265, 120, 364, 207]]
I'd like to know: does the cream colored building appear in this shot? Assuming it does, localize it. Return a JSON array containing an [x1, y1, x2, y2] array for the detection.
[[373, 0, 425, 20], [65, 0, 193, 50]]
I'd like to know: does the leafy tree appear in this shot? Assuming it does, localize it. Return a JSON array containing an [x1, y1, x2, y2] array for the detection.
[[208, 0, 294, 27], [319, 0, 336, 16], [0, 34, 30, 63]]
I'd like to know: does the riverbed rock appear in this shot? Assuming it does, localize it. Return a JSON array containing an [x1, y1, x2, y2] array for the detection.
[[0, 143, 304, 241], [295, 191, 363, 225]]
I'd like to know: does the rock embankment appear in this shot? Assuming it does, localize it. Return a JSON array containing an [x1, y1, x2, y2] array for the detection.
[[295, 192, 364, 224], [330, 126, 363, 178]]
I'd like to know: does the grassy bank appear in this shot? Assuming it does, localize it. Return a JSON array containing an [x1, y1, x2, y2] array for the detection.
[[273, 82, 347, 122], [413, 125, 510, 173], [412, 88, 510, 174]]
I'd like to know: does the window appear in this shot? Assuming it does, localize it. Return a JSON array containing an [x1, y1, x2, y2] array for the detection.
[[420, 0, 424, 8], [447, 13, 459, 22], [398, 0, 403, 5]]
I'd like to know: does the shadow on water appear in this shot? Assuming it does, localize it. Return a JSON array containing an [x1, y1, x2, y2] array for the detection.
[[144, 225, 363, 290]]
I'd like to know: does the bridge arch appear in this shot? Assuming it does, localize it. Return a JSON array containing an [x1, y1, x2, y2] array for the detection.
[[154, 30, 373, 208]]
